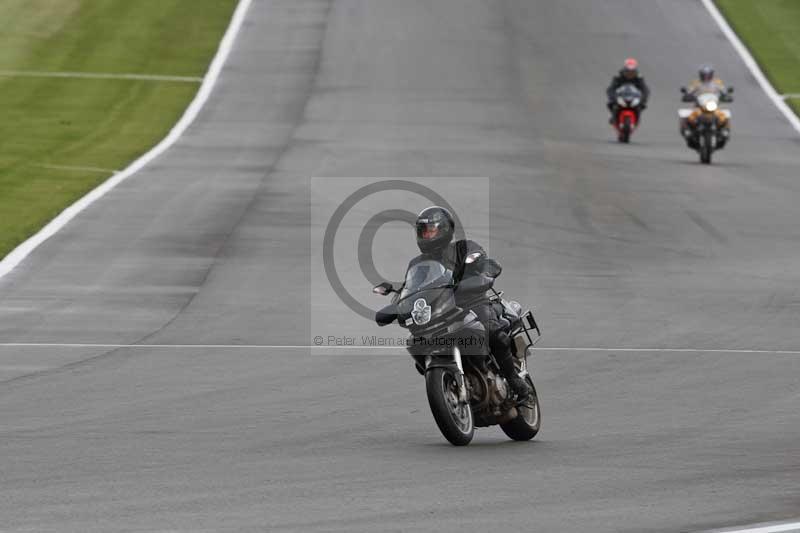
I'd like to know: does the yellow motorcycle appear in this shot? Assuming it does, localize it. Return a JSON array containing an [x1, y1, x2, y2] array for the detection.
[[678, 86, 733, 164]]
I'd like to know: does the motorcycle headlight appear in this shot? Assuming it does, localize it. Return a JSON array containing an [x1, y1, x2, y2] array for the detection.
[[704, 100, 718, 112], [631, 98, 640, 107], [617, 97, 626, 106]]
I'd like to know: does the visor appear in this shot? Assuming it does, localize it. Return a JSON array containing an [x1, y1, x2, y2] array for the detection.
[[417, 222, 440, 240]]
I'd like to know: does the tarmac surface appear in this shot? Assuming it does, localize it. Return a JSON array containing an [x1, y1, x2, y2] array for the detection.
[[1, 1, 799, 531]]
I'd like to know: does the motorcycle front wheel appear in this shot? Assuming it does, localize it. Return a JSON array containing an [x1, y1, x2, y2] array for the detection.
[[425, 367, 474, 446], [618, 117, 631, 143], [700, 131, 712, 164], [500, 375, 541, 441]]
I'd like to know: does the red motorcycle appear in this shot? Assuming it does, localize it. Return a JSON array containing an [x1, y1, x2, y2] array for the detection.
[[611, 83, 643, 143]]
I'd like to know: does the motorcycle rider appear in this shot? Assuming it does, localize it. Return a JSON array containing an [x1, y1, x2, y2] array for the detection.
[[412, 206, 533, 400], [686, 64, 728, 98], [606, 57, 650, 124], [681, 64, 732, 148]]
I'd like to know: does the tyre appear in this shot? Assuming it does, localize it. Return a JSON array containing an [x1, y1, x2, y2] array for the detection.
[[700, 132, 712, 164], [500, 374, 541, 441], [425, 367, 474, 446], [618, 117, 631, 143]]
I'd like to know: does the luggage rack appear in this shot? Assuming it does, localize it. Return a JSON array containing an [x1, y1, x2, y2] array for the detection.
[[490, 289, 542, 351], [516, 309, 542, 350], [520, 309, 542, 348]]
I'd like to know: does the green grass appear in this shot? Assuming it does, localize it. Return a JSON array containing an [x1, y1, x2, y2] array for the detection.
[[715, 0, 800, 101], [0, 0, 237, 258]]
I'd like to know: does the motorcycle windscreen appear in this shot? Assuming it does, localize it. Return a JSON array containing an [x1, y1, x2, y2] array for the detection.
[[399, 260, 453, 299], [616, 83, 642, 106], [396, 287, 457, 328], [696, 92, 720, 112]]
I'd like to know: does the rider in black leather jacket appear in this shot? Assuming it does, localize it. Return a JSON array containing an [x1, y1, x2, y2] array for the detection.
[[413, 206, 533, 399], [606, 57, 650, 122]]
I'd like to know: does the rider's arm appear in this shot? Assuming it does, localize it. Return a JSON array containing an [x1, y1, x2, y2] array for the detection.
[[453, 240, 488, 283], [606, 76, 620, 101], [464, 243, 502, 280], [683, 80, 700, 102], [638, 77, 650, 104], [715, 79, 733, 101]]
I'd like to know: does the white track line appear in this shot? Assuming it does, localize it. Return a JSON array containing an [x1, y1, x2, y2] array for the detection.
[[0, 344, 799, 354], [781, 94, 800, 100], [700, 520, 800, 533], [36, 164, 118, 174], [532, 347, 800, 355], [0, 0, 253, 281], [0, 69, 202, 83], [701, 0, 800, 134]]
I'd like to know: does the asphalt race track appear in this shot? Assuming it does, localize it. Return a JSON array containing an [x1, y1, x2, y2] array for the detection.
[[1, 1, 799, 531]]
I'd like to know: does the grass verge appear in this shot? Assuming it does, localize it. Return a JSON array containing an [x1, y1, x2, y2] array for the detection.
[[0, 0, 238, 259], [714, 0, 800, 116]]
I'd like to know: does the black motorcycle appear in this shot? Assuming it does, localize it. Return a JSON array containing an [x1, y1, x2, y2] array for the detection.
[[373, 255, 542, 446]]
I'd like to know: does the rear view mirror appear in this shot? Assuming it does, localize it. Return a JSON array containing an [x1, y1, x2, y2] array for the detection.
[[373, 282, 394, 295], [727, 86, 734, 93], [464, 251, 484, 264], [680, 86, 688, 94]]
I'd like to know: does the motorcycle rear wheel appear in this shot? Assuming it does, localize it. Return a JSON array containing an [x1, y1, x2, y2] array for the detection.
[[500, 375, 541, 441], [425, 368, 474, 446]]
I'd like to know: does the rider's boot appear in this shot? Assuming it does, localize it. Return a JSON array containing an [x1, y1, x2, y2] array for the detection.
[[681, 126, 696, 148], [685, 132, 699, 150], [717, 127, 730, 149], [497, 352, 532, 401]]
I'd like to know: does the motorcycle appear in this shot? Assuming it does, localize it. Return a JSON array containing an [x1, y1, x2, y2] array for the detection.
[[679, 86, 733, 164], [373, 254, 542, 446], [612, 83, 643, 143]]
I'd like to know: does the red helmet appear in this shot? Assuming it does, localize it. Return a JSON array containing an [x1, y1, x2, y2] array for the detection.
[[622, 57, 639, 79]]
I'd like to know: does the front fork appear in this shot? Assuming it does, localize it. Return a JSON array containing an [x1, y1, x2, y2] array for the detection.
[[424, 347, 469, 403], [452, 347, 468, 403]]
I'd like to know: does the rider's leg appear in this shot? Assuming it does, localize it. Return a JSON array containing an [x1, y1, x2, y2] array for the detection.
[[608, 102, 617, 124], [493, 332, 532, 399], [715, 111, 730, 148], [684, 112, 700, 148], [472, 304, 531, 399]]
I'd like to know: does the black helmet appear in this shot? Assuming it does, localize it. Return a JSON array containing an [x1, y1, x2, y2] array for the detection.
[[699, 64, 714, 83], [415, 206, 454, 254]]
